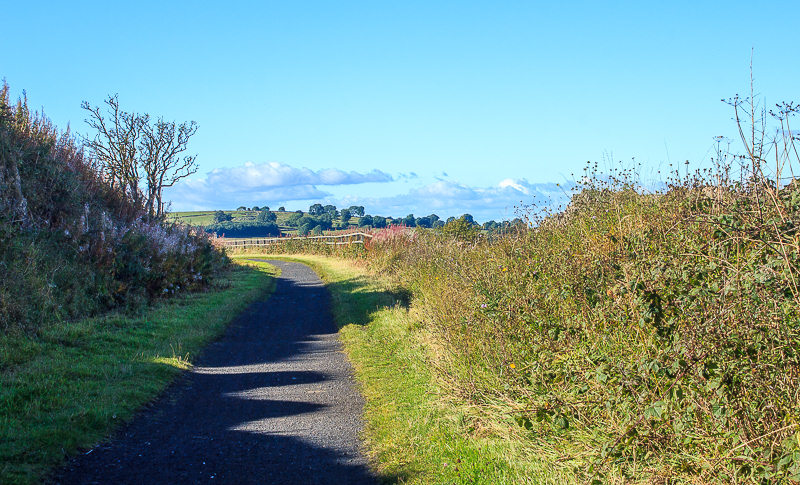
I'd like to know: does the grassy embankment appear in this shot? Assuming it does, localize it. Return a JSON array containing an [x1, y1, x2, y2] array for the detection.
[[0, 83, 273, 483], [234, 253, 569, 484], [0, 260, 277, 485], [1, 83, 229, 334]]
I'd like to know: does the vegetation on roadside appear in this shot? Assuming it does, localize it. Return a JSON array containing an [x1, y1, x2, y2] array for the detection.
[[359, 171, 800, 482], [0, 260, 277, 484], [248, 255, 563, 484], [240, 90, 800, 482], [0, 83, 227, 334]]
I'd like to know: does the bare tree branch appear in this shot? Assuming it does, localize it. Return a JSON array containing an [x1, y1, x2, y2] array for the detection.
[[82, 95, 197, 219], [140, 118, 198, 218]]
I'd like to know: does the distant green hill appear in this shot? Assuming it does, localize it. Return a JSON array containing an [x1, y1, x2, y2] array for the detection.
[[169, 210, 360, 236], [169, 210, 296, 227]]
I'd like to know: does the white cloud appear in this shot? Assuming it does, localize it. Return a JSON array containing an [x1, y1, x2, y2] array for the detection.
[[164, 160, 573, 222], [204, 162, 392, 191], [498, 178, 530, 194], [164, 161, 393, 210], [340, 178, 573, 222]]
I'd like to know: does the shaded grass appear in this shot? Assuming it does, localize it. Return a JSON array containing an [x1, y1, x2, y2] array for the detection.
[[249, 254, 572, 484], [0, 260, 277, 484]]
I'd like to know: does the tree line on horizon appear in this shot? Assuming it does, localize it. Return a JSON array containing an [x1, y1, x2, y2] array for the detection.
[[202, 202, 523, 238]]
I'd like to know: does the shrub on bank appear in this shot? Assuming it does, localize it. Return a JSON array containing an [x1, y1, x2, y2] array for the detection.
[[263, 166, 800, 480], [0, 84, 228, 333], [358, 166, 800, 481]]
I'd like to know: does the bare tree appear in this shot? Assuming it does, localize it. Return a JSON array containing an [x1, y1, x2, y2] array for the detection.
[[82, 95, 147, 208], [140, 118, 198, 218], [82, 95, 197, 219]]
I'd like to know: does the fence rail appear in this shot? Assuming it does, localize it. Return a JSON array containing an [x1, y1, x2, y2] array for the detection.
[[217, 232, 374, 249]]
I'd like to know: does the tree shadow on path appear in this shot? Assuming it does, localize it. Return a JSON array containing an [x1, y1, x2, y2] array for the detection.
[[50, 260, 393, 485]]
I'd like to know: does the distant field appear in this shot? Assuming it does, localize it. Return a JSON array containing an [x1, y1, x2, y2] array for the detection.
[[167, 211, 217, 226], [169, 210, 298, 228], [168, 210, 359, 235]]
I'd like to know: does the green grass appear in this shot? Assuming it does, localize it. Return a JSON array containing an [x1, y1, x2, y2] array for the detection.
[[243, 254, 572, 484], [167, 210, 220, 225], [0, 260, 278, 484]]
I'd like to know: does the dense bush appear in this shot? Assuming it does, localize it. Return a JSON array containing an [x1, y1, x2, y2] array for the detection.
[[355, 163, 800, 481], [0, 84, 228, 333], [257, 209, 277, 223], [213, 210, 232, 223]]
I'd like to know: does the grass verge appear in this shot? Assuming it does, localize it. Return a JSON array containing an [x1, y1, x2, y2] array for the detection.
[[0, 260, 278, 484], [246, 254, 573, 484]]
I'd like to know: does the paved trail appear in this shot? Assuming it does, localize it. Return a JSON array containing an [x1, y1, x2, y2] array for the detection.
[[52, 260, 376, 485]]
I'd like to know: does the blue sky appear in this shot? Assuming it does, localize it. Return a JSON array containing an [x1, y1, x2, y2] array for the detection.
[[2, 1, 798, 222]]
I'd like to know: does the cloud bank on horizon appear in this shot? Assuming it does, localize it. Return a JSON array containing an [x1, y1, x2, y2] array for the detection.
[[343, 178, 571, 222], [164, 161, 572, 222]]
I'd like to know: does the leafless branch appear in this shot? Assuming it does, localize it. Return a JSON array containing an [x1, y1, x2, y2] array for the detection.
[[82, 95, 197, 219]]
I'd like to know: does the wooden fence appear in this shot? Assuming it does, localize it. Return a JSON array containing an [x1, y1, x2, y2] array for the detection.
[[217, 232, 374, 249]]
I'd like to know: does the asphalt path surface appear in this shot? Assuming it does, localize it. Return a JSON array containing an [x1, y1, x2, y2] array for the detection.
[[52, 260, 376, 485]]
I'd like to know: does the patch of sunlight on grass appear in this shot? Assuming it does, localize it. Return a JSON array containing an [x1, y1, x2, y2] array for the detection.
[[148, 356, 192, 370], [0, 260, 278, 485]]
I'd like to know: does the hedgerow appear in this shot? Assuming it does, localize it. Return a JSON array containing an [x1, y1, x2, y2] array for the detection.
[[271, 92, 800, 481], [0, 83, 228, 333]]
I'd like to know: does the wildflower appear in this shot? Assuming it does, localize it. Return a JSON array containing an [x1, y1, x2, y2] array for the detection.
[[509, 363, 516, 369], [480, 303, 487, 308]]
